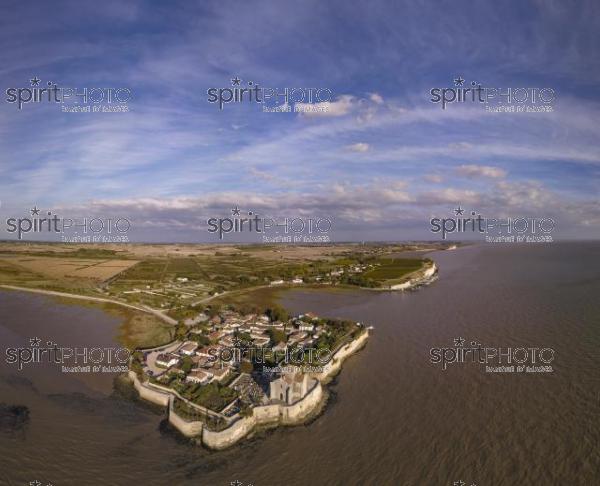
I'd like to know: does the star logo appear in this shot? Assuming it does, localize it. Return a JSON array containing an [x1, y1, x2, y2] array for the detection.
[[30, 77, 41, 87], [30, 337, 42, 347], [454, 76, 465, 87], [231, 206, 241, 216], [30, 206, 40, 216], [231, 77, 241, 86], [453, 337, 465, 347], [29, 480, 42, 486], [453, 481, 466, 486], [230, 481, 243, 486], [454, 206, 464, 216]]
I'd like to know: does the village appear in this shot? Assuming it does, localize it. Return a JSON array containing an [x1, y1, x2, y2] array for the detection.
[[129, 306, 367, 432]]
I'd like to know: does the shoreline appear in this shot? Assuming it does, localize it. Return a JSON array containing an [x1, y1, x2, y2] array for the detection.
[[0, 284, 178, 325], [127, 329, 370, 450]]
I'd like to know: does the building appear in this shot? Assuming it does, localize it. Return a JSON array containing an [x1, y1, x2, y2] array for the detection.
[[252, 336, 270, 347], [191, 354, 212, 368], [197, 345, 223, 358], [269, 372, 311, 405], [155, 353, 181, 369], [288, 331, 308, 344], [185, 369, 211, 385], [178, 341, 199, 356], [207, 366, 231, 383]]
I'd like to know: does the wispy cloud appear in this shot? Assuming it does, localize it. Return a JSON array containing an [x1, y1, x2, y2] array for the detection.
[[456, 165, 507, 179]]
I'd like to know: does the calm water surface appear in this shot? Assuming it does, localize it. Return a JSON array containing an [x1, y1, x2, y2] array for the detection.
[[1, 243, 599, 485]]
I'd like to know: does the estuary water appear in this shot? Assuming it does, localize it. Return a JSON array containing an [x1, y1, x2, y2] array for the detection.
[[0, 243, 598, 485]]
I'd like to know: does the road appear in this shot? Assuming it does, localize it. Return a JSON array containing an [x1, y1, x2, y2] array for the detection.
[[0, 284, 178, 325]]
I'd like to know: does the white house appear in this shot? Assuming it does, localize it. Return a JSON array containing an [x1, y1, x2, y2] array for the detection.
[[178, 341, 199, 356], [185, 369, 211, 385], [155, 353, 181, 369]]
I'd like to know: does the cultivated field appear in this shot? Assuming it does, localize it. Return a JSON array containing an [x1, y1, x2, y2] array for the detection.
[[0, 255, 139, 282]]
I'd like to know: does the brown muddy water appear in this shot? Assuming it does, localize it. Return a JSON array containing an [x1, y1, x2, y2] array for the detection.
[[0, 243, 599, 485]]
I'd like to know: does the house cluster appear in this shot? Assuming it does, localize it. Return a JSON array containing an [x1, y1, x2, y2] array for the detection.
[[270, 277, 304, 286], [268, 264, 372, 287], [192, 309, 326, 353], [153, 340, 232, 386], [142, 309, 330, 412]]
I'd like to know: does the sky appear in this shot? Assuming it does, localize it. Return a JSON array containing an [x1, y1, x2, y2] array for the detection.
[[0, 0, 599, 242]]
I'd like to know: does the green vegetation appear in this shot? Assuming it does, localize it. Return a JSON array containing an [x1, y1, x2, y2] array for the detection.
[[360, 258, 424, 286], [183, 382, 238, 412]]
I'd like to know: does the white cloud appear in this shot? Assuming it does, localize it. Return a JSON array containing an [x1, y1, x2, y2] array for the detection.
[[296, 95, 356, 118], [456, 164, 507, 178], [345, 142, 370, 153], [369, 93, 384, 105]]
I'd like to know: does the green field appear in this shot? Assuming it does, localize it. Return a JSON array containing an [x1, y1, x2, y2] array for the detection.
[[361, 258, 424, 284]]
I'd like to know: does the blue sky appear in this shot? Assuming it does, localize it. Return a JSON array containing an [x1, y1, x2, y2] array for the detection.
[[0, 0, 599, 241]]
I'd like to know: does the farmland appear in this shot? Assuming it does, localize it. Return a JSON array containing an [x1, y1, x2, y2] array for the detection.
[[0, 242, 450, 347], [361, 258, 424, 285], [0, 255, 138, 281]]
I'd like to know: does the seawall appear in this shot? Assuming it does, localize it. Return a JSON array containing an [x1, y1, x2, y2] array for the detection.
[[128, 329, 368, 450], [202, 380, 324, 450]]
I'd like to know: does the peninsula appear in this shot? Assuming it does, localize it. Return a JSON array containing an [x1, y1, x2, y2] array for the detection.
[[0, 241, 450, 448]]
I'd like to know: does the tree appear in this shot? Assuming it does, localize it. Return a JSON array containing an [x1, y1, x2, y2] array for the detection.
[[181, 356, 193, 373], [268, 329, 286, 344], [266, 305, 289, 323], [175, 323, 187, 339]]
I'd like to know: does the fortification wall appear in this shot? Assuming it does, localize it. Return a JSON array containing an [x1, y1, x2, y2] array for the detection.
[[167, 397, 204, 437], [128, 370, 170, 407]]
